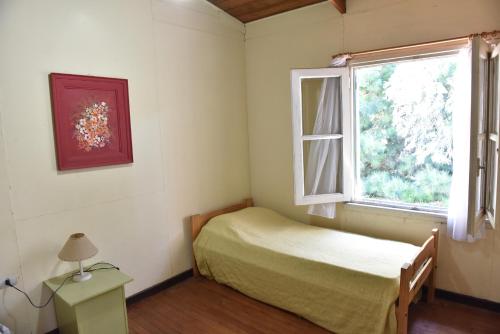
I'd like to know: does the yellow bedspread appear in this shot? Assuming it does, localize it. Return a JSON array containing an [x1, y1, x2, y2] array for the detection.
[[193, 207, 420, 334]]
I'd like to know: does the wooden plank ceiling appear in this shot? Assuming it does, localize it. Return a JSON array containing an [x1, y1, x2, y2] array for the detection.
[[208, 0, 346, 23]]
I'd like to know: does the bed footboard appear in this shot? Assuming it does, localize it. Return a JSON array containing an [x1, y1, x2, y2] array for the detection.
[[397, 228, 439, 334], [190, 198, 254, 276]]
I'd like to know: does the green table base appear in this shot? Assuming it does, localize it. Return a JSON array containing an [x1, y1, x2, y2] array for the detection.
[[44, 264, 133, 334]]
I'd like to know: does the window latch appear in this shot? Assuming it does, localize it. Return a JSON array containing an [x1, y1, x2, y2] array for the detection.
[[478, 158, 486, 177]]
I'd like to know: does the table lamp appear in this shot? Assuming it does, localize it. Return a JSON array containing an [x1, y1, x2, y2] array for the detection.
[[58, 233, 98, 282]]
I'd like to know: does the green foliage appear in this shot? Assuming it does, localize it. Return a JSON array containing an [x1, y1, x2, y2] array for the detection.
[[362, 168, 450, 206], [356, 56, 457, 208]]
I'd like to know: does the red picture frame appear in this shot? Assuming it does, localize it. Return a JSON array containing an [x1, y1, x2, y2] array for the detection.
[[49, 73, 133, 170]]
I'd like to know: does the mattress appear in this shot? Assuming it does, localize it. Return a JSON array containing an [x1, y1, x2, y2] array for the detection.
[[193, 207, 420, 334]]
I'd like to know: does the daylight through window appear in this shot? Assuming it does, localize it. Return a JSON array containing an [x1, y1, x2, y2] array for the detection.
[[353, 55, 460, 211]]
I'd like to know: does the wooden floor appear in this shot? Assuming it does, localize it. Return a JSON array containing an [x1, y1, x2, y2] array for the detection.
[[128, 277, 500, 334]]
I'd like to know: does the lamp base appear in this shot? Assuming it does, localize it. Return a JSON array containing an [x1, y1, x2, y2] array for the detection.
[[73, 272, 92, 282]]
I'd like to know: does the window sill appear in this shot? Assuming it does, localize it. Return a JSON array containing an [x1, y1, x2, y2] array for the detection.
[[343, 201, 448, 222]]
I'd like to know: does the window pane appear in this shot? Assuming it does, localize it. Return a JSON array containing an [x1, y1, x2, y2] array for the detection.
[[489, 58, 498, 134], [479, 57, 488, 135], [303, 139, 343, 195], [301, 77, 342, 136], [355, 56, 458, 209], [477, 137, 486, 214], [486, 139, 497, 216], [475, 55, 489, 215]]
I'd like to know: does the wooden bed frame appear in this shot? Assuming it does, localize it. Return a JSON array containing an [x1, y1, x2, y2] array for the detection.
[[190, 198, 439, 334]]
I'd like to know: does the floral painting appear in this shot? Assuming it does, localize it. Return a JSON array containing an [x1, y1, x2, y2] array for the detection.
[[50, 73, 133, 170], [74, 102, 112, 152]]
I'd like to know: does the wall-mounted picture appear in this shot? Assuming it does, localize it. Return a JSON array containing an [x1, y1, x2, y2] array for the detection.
[[49, 73, 133, 170]]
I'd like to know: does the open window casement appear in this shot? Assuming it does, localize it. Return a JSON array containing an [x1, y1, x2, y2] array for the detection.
[[484, 43, 500, 229], [469, 36, 500, 232], [291, 68, 352, 206]]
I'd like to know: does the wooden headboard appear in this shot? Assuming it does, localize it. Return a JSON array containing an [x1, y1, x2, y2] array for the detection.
[[190, 198, 253, 275]]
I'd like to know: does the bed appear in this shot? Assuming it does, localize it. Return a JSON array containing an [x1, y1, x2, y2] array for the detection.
[[190, 199, 438, 334]]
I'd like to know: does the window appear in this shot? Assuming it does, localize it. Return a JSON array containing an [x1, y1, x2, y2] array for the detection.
[[290, 68, 352, 205], [353, 55, 458, 212], [291, 36, 500, 228], [485, 45, 500, 227]]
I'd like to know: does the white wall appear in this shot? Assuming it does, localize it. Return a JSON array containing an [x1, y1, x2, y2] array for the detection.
[[0, 0, 250, 333], [245, 0, 500, 303], [0, 114, 30, 333]]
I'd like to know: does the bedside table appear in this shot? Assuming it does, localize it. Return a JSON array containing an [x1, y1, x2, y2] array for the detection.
[[44, 264, 133, 334]]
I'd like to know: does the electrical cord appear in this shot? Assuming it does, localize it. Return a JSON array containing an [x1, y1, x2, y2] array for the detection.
[[5, 262, 120, 309], [7, 274, 73, 309], [85, 262, 119, 272]]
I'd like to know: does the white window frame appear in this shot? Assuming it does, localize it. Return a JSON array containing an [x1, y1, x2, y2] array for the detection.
[[485, 44, 500, 229], [290, 68, 353, 205], [350, 52, 461, 214], [467, 36, 490, 231]]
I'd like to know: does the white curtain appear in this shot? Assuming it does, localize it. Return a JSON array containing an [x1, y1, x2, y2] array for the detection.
[[447, 46, 484, 242], [330, 54, 352, 67], [305, 77, 342, 219]]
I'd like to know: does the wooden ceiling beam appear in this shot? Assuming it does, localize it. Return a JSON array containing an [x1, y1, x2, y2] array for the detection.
[[330, 0, 346, 14]]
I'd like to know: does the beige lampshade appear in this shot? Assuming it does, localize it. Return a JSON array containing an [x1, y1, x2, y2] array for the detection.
[[58, 233, 98, 262]]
